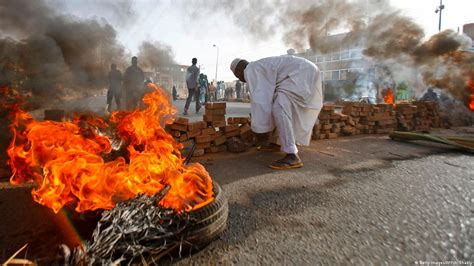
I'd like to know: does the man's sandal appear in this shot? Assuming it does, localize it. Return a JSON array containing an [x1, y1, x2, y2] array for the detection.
[[268, 158, 304, 170]]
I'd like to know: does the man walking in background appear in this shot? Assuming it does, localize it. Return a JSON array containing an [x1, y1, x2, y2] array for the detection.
[[230, 55, 323, 170], [235, 80, 242, 100], [184, 58, 200, 115], [106, 63, 122, 113], [123, 56, 144, 110]]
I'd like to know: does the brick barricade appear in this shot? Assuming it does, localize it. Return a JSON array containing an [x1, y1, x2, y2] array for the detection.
[[167, 101, 442, 156], [312, 101, 442, 140]]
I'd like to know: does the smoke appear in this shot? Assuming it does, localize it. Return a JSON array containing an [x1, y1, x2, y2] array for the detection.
[[57, 0, 138, 29], [138, 41, 176, 70], [187, 0, 473, 106], [0, 0, 176, 102], [0, 0, 126, 97]]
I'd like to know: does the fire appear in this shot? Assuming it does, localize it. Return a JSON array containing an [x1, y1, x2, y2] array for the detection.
[[384, 88, 394, 104], [7, 84, 214, 213], [468, 79, 474, 112]]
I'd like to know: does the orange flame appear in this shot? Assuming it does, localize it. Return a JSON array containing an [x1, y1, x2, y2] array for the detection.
[[468, 79, 474, 112], [384, 88, 394, 104], [7, 84, 214, 213]]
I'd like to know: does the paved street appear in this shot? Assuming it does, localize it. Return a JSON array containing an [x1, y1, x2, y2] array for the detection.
[[0, 94, 472, 264], [1, 131, 472, 264]]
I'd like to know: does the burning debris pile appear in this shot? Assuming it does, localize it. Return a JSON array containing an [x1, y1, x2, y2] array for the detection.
[[61, 185, 189, 264], [60, 182, 227, 264], [6, 83, 228, 263], [7, 83, 214, 213]]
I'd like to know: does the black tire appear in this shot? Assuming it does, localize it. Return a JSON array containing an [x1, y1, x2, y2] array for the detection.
[[185, 181, 228, 248]]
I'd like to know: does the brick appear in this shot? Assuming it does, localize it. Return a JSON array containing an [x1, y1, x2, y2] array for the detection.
[[174, 117, 189, 125], [318, 114, 331, 120], [322, 124, 332, 130], [205, 108, 226, 115], [187, 129, 201, 138], [225, 130, 240, 138], [227, 117, 250, 124], [195, 135, 213, 143], [224, 124, 240, 132], [196, 142, 211, 149], [240, 124, 251, 135], [205, 102, 226, 110], [169, 123, 187, 132], [213, 135, 227, 146], [187, 121, 207, 131], [326, 133, 338, 139], [168, 130, 180, 137], [203, 114, 225, 122], [201, 127, 217, 135]]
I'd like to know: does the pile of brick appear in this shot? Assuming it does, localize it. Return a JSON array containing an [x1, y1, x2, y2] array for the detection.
[[312, 101, 442, 140], [412, 101, 442, 130], [312, 105, 354, 139], [394, 101, 443, 131], [166, 102, 254, 157], [394, 103, 417, 131], [357, 104, 396, 134]]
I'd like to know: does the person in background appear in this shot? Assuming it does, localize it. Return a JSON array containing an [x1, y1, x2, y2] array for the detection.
[[199, 73, 208, 105], [230, 55, 323, 170], [208, 81, 216, 102], [235, 80, 242, 100], [172, 84, 177, 101], [184, 58, 200, 115], [106, 63, 122, 113], [123, 56, 144, 110], [420, 87, 439, 102]]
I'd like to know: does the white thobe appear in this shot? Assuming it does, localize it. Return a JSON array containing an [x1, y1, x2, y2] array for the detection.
[[244, 55, 323, 154]]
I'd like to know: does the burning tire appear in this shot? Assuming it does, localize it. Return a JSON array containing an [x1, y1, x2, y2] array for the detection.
[[185, 181, 228, 249]]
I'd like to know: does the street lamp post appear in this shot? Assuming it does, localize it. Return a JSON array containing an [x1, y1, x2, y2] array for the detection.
[[435, 0, 445, 32], [213, 44, 219, 83]]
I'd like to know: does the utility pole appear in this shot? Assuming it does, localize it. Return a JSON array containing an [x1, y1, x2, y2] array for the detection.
[[435, 0, 445, 32], [213, 44, 219, 83]]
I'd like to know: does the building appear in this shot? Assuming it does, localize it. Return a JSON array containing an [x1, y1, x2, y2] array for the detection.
[[143, 64, 188, 98], [294, 33, 379, 102], [463, 23, 474, 52]]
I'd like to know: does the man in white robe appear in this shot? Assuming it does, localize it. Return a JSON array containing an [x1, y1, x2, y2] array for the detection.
[[230, 55, 323, 169]]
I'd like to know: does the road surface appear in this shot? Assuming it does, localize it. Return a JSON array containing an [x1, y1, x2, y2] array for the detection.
[[0, 92, 472, 264]]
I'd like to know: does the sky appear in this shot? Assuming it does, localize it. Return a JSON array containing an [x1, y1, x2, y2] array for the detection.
[[61, 0, 474, 82]]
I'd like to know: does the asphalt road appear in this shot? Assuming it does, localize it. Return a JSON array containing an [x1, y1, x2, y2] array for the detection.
[[0, 92, 472, 264], [178, 135, 473, 264]]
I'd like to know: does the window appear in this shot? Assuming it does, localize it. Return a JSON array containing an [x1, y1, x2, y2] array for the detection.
[[325, 54, 332, 61], [323, 71, 332, 81], [350, 49, 363, 59], [340, 69, 348, 80], [317, 56, 325, 62], [340, 51, 350, 60], [331, 70, 340, 80], [331, 53, 340, 61]]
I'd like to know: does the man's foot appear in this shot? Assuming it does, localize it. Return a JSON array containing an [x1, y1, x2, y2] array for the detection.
[[257, 143, 280, 152], [183, 111, 188, 115], [268, 154, 303, 170]]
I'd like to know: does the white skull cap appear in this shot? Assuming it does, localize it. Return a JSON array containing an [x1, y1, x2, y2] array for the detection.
[[230, 58, 242, 73]]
